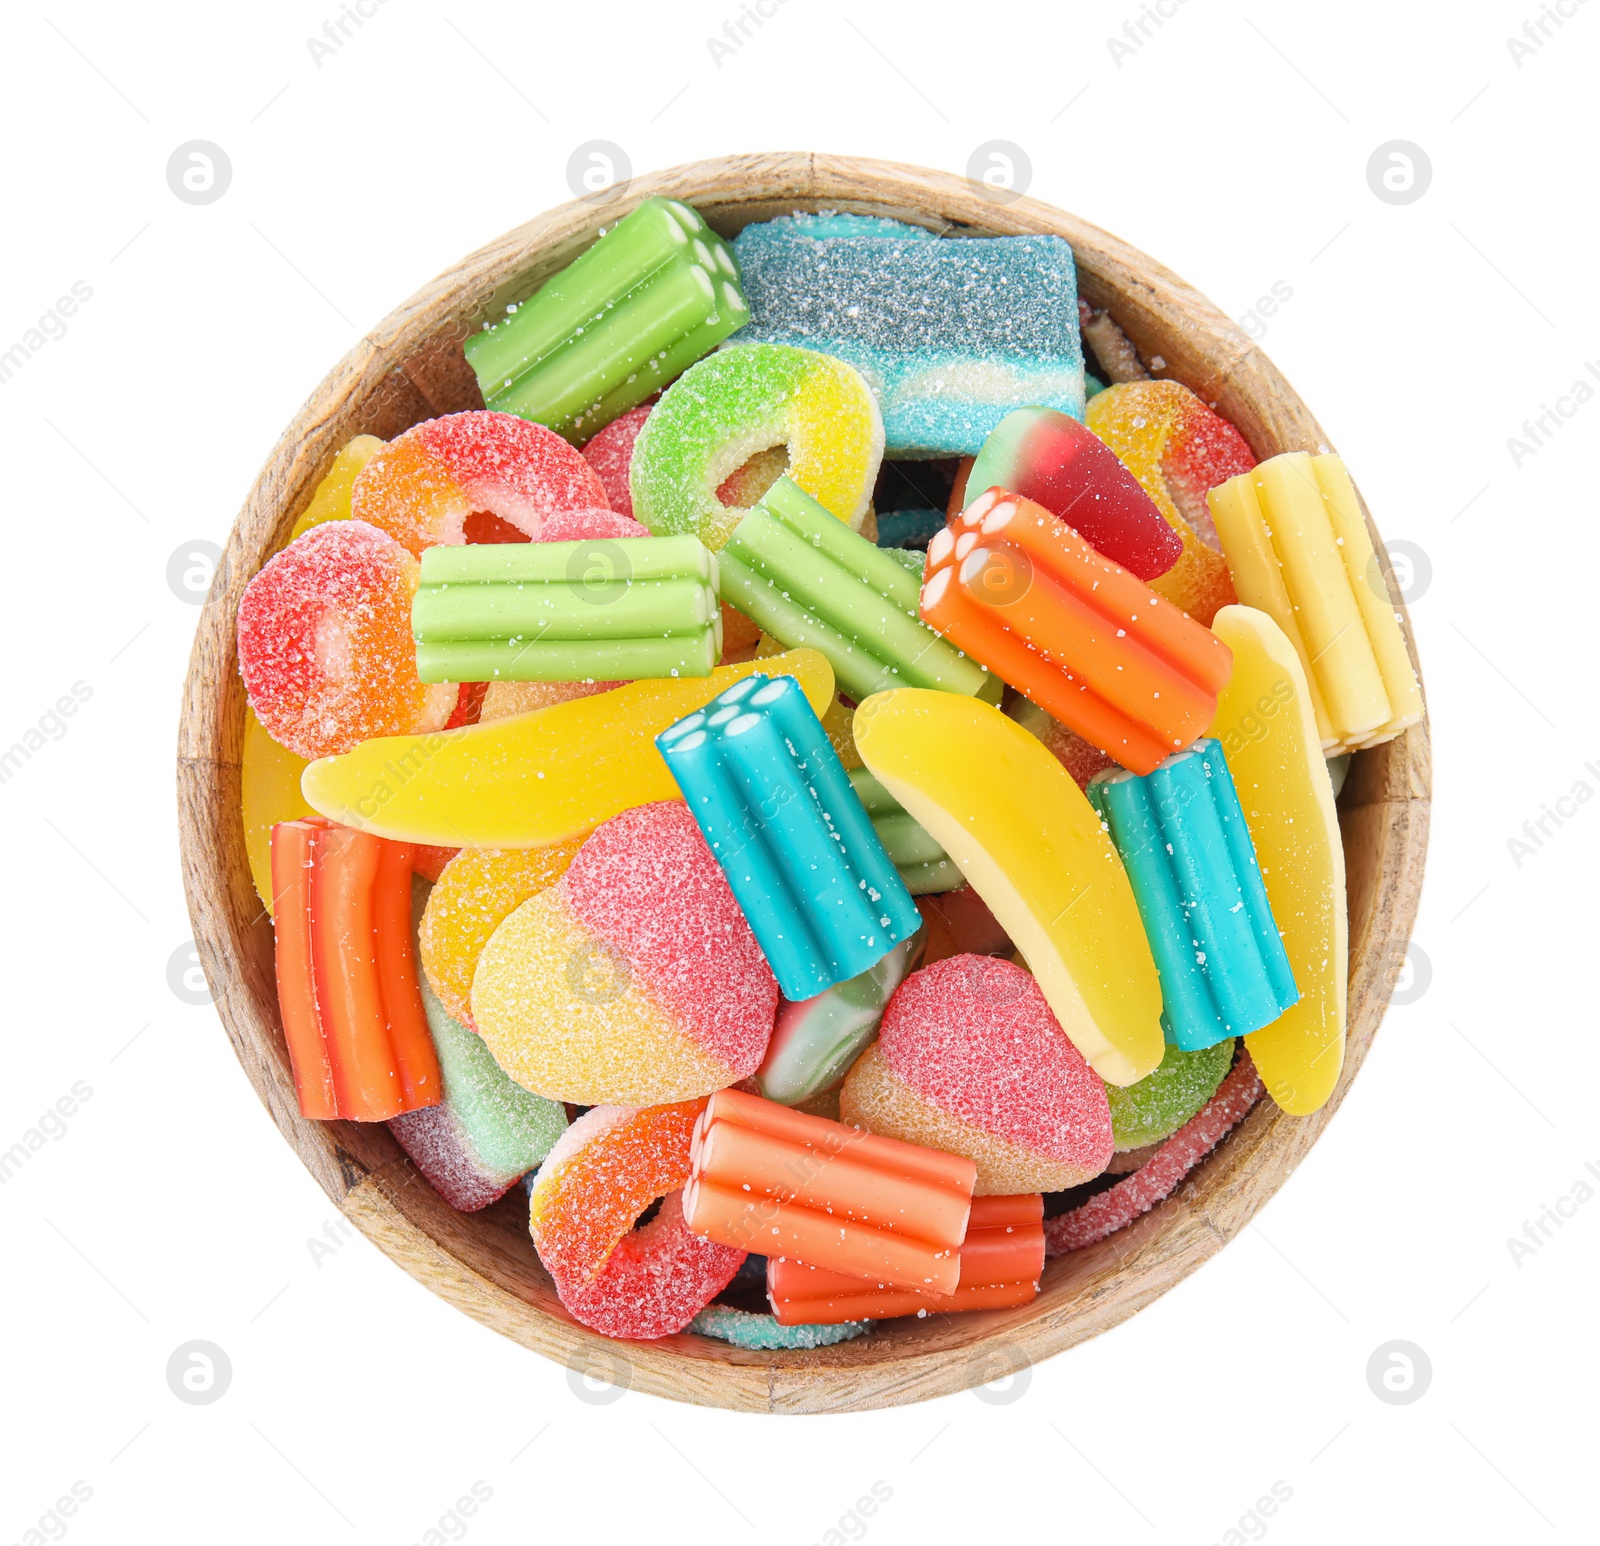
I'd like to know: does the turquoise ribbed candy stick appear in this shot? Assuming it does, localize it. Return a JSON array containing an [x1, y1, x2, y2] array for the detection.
[[719, 476, 990, 701], [1088, 739, 1298, 1050], [465, 197, 748, 441], [412, 535, 720, 683], [658, 673, 921, 999]]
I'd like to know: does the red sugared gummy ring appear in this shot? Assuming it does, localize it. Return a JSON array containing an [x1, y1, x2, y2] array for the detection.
[[528, 1102, 745, 1338], [580, 403, 654, 520], [1044, 1049, 1264, 1254], [237, 520, 457, 760], [351, 410, 608, 556]]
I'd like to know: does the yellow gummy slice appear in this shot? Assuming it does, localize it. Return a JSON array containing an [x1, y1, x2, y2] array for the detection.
[[240, 708, 314, 915], [1208, 453, 1423, 753], [418, 840, 584, 1027], [289, 436, 386, 540], [472, 888, 737, 1104], [1208, 605, 1347, 1115], [1086, 383, 1237, 626], [300, 648, 835, 848], [852, 690, 1164, 1086]]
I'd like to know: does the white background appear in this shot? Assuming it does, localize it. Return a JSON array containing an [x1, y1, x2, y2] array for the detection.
[[1, 0, 1595, 1541]]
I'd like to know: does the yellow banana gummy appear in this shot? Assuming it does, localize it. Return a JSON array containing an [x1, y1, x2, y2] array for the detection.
[[300, 648, 835, 849], [1207, 605, 1347, 1114], [852, 689, 1164, 1086]]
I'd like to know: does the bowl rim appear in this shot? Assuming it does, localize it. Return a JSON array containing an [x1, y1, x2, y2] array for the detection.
[[177, 152, 1431, 1414]]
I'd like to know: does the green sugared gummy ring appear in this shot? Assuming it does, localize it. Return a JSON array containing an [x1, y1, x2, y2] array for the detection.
[[688, 1303, 872, 1351], [629, 343, 884, 551], [1105, 1039, 1236, 1151]]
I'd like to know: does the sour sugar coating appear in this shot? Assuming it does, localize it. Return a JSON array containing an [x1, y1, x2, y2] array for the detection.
[[732, 226, 1085, 456], [1047, 1049, 1263, 1254], [965, 406, 1183, 580], [629, 343, 883, 551], [528, 1101, 745, 1339], [392, 882, 567, 1211], [289, 435, 385, 540], [418, 840, 585, 1029], [840, 955, 1113, 1195], [237, 520, 456, 761], [689, 1303, 870, 1350], [1086, 381, 1252, 626], [350, 410, 607, 556], [580, 403, 654, 518], [1104, 1039, 1235, 1152], [471, 802, 779, 1105]]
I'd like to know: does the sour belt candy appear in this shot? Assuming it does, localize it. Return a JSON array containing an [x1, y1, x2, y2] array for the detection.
[[465, 198, 748, 442], [1087, 739, 1298, 1050], [852, 689, 1164, 1086], [920, 489, 1233, 775], [270, 818, 441, 1121], [683, 1088, 976, 1295], [733, 225, 1085, 456], [1208, 452, 1423, 753], [658, 671, 922, 999], [410, 534, 721, 683]]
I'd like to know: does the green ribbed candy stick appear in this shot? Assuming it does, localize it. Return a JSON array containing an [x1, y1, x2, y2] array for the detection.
[[465, 198, 748, 442], [412, 535, 721, 683], [719, 476, 992, 702], [847, 766, 962, 895]]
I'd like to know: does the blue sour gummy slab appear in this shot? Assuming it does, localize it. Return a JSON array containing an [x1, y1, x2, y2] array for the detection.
[[730, 226, 1085, 457], [1088, 739, 1298, 1051], [657, 673, 921, 999]]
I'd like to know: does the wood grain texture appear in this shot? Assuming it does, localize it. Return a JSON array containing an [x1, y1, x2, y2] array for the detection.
[[176, 154, 1431, 1413]]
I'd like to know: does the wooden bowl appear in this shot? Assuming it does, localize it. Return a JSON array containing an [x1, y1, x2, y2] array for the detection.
[[178, 154, 1430, 1413]]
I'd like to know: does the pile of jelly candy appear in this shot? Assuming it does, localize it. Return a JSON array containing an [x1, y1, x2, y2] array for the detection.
[[237, 200, 1424, 1349]]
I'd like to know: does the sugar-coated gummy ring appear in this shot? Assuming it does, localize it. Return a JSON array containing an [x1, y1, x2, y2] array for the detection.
[[237, 520, 457, 761], [628, 343, 884, 551], [527, 1102, 745, 1339], [688, 1303, 871, 1351], [1046, 1048, 1264, 1254], [350, 409, 608, 556]]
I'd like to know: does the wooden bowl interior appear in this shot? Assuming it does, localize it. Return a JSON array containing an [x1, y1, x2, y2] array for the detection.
[[177, 154, 1430, 1413]]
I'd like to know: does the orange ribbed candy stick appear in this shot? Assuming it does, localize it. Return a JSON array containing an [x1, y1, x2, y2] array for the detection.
[[767, 1194, 1045, 1324], [272, 818, 442, 1122], [682, 1089, 974, 1295], [921, 489, 1232, 775]]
